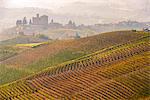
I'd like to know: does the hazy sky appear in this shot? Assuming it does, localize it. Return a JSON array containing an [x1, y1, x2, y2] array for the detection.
[[1, 0, 149, 10], [0, 0, 149, 27], [2, 0, 92, 8]]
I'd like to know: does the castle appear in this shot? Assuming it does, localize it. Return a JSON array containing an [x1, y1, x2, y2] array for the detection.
[[16, 14, 48, 27], [15, 14, 77, 35], [16, 14, 76, 29], [32, 14, 48, 26]]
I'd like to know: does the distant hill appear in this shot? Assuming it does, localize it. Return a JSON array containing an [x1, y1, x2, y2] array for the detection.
[[1, 20, 149, 41], [43, 28, 96, 39], [0, 6, 150, 39]]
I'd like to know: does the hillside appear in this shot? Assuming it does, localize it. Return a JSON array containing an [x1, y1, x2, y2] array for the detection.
[[0, 31, 148, 85], [0, 34, 149, 99], [0, 35, 49, 61], [0, 46, 28, 62]]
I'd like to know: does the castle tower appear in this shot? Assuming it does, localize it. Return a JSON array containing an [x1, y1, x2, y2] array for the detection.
[[32, 14, 40, 25]]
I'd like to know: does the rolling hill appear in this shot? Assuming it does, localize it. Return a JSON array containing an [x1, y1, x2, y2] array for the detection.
[[0, 33, 149, 99], [0, 31, 148, 85]]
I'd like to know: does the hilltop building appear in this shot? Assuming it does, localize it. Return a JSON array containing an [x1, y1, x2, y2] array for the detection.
[[16, 14, 48, 27], [15, 14, 49, 35], [48, 19, 63, 29], [65, 20, 76, 29], [32, 14, 48, 26], [16, 14, 78, 29]]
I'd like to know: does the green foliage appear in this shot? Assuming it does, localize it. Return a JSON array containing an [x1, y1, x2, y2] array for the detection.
[[132, 29, 137, 32], [75, 32, 80, 39], [36, 34, 49, 40]]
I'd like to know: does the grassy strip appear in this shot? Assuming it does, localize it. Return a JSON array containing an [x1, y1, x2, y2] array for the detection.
[[15, 42, 49, 48]]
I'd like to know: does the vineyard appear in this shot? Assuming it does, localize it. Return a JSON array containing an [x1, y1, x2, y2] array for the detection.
[[0, 31, 147, 85], [0, 34, 149, 99]]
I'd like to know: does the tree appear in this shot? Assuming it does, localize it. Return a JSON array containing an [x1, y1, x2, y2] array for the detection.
[[23, 17, 27, 25], [51, 19, 54, 23], [36, 34, 49, 40], [68, 20, 73, 25], [75, 32, 80, 39], [29, 19, 32, 25]]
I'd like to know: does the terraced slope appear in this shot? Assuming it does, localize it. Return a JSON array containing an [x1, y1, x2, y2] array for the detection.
[[0, 31, 147, 85], [0, 36, 149, 99]]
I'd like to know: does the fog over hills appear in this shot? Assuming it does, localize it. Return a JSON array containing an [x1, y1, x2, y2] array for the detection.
[[0, 0, 149, 32], [56, 1, 150, 23]]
